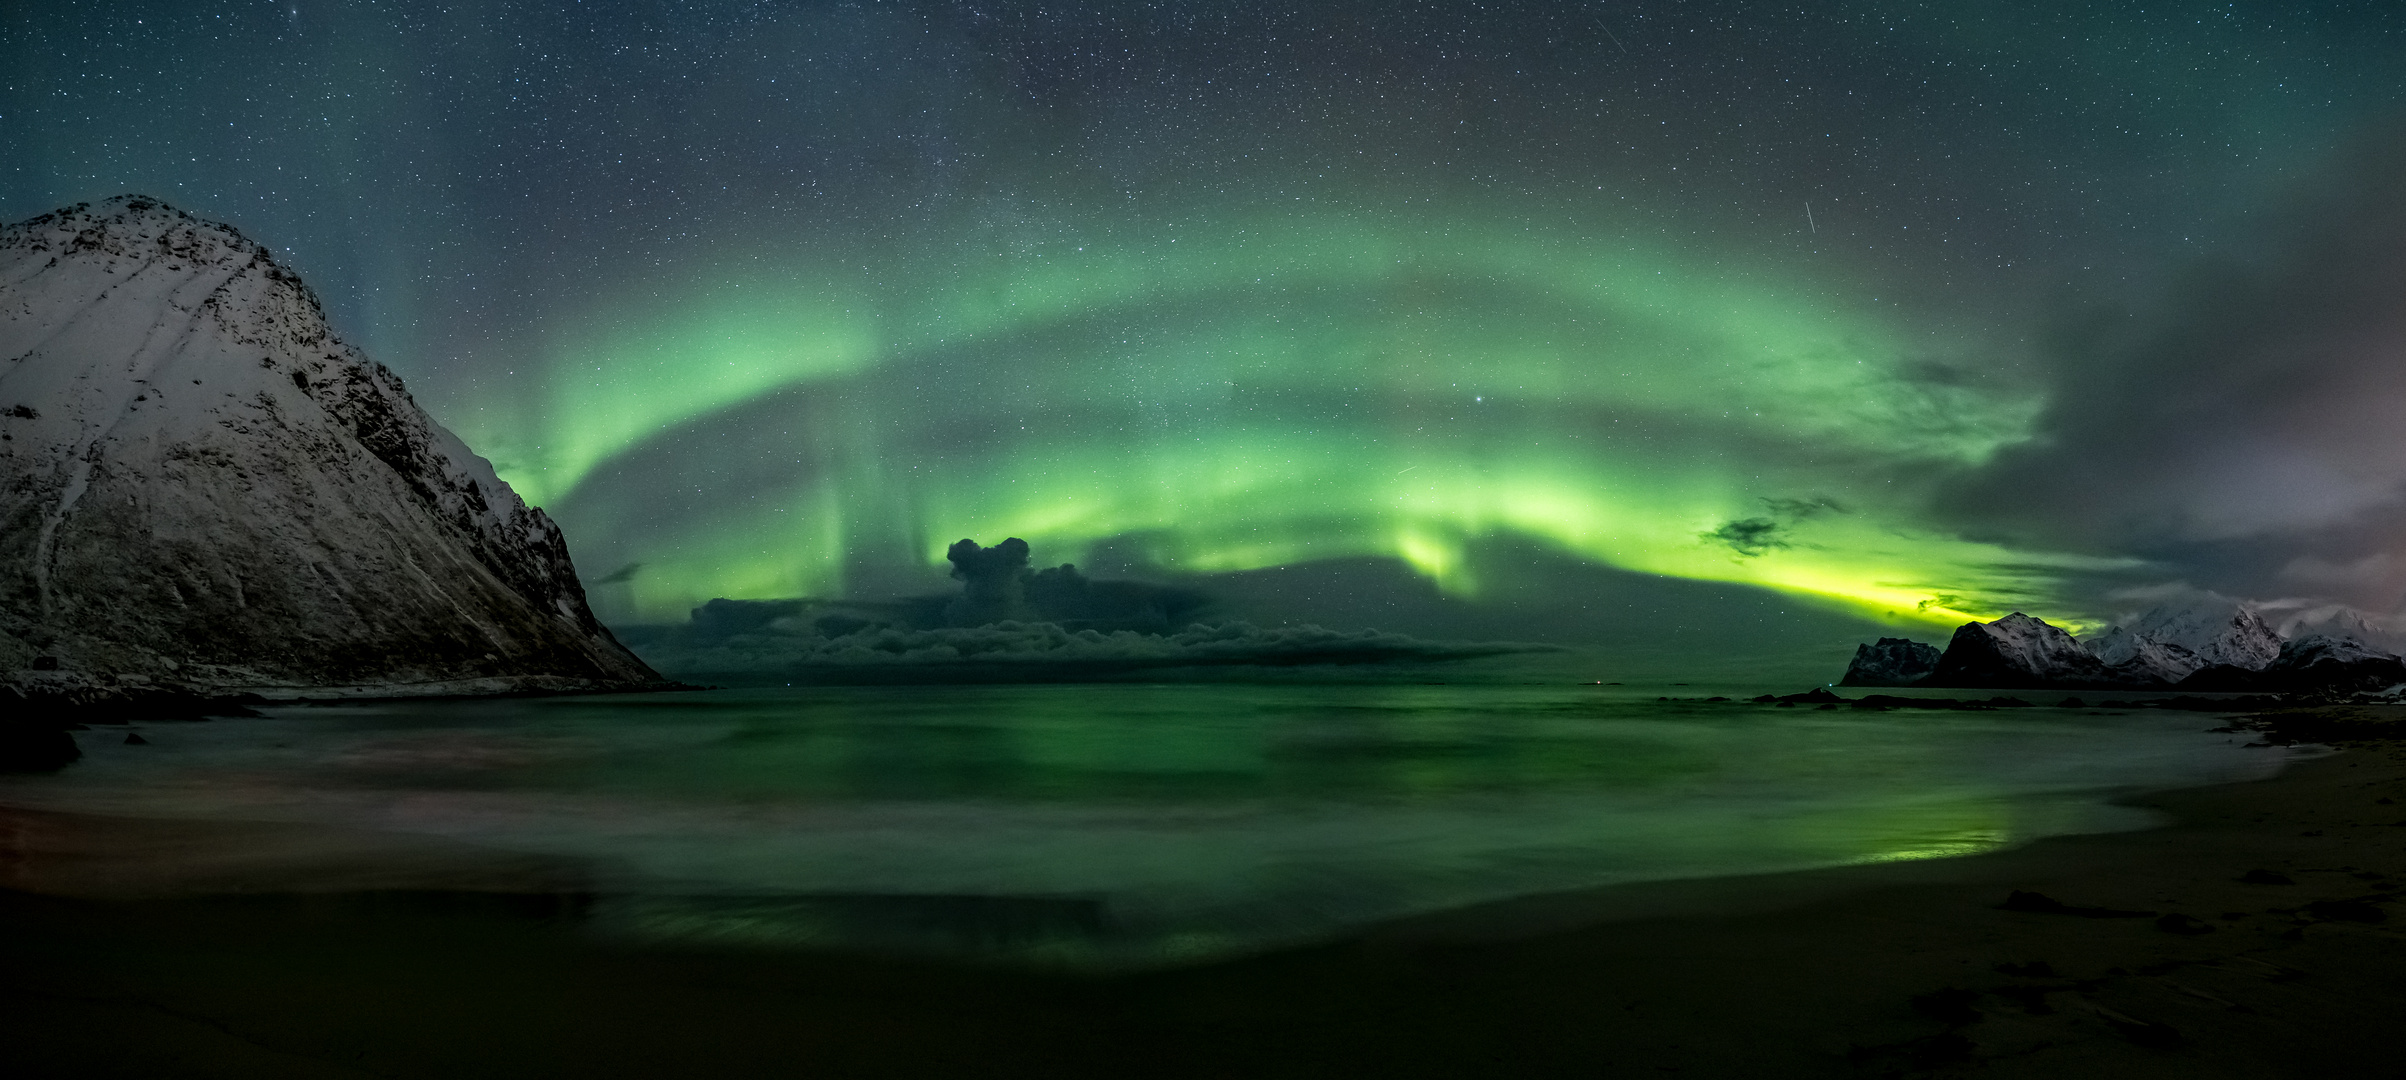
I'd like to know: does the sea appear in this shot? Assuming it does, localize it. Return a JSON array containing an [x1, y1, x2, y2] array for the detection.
[[0, 681, 2290, 966]]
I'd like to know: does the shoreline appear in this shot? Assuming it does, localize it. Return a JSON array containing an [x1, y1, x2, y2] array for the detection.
[[2, 710, 2402, 1077]]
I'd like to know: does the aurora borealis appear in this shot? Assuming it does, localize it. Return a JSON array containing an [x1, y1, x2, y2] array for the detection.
[[9, 0, 2406, 647]]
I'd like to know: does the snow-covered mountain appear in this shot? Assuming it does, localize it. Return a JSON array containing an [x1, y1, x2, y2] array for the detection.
[[2086, 601, 2281, 683], [2280, 608, 2406, 656], [1922, 612, 2117, 689], [0, 196, 659, 695], [2182, 634, 2406, 693]]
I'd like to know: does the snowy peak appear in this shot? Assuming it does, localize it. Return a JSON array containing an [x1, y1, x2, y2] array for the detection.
[[1, 196, 659, 694], [2277, 634, 2400, 669], [2089, 601, 2280, 681], [2085, 627, 2204, 685], [1923, 612, 2116, 689], [2181, 633, 2406, 693], [2282, 609, 2403, 655]]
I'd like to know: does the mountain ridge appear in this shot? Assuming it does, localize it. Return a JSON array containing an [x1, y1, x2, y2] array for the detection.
[[1842, 602, 2402, 694]]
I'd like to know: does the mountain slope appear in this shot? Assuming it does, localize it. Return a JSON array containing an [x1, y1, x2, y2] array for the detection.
[[0, 196, 659, 694]]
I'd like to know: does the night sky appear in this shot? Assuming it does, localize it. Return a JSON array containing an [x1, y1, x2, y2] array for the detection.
[[8, 1, 2406, 648]]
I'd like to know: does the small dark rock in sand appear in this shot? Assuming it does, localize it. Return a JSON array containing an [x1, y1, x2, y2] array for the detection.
[[2090, 1004, 2184, 1048], [2000, 890, 2153, 918], [1909, 987, 1983, 1025], [1995, 985, 2057, 1015], [2239, 868, 2295, 885], [2303, 898, 2388, 923]]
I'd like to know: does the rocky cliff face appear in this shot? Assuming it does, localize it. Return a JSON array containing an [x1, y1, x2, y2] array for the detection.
[[1921, 613, 2117, 689], [1839, 637, 1941, 686], [0, 196, 659, 695]]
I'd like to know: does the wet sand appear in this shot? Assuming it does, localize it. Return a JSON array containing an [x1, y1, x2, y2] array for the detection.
[[4, 710, 2404, 1078]]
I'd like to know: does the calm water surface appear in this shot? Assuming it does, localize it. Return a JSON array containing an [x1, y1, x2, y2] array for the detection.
[[0, 684, 2285, 964]]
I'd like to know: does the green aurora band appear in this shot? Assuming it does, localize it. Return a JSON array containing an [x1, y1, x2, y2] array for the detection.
[[455, 207, 2128, 630]]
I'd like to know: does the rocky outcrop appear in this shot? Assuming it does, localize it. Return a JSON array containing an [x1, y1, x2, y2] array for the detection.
[[0, 196, 661, 696], [1839, 637, 1942, 686], [1921, 613, 2119, 689]]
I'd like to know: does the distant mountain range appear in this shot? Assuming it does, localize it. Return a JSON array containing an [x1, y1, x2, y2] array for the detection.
[[1842, 602, 2406, 693]]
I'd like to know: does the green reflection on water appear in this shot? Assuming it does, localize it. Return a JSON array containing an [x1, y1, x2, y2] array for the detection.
[[491, 686, 1724, 803], [12, 684, 2262, 965]]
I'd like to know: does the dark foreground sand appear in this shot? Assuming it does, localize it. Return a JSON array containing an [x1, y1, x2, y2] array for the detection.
[[5, 709, 2406, 1079]]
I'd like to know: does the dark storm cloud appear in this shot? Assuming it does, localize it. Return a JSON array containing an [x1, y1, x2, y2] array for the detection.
[[1940, 129, 2406, 614], [945, 537, 1033, 625], [940, 537, 1213, 630]]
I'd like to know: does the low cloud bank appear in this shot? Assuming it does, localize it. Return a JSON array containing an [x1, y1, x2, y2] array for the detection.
[[617, 537, 1558, 681], [629, 618, 1555, 682]]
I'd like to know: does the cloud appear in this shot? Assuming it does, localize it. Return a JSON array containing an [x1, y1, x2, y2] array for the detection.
[[1702, 496, 1847, 557], [1702, 518, 1789, 557], [1938, 127, 2406, 615], [635, 619, 1558, 683], [940, 537, 1212, 630], [944, 537, 1031, 625]]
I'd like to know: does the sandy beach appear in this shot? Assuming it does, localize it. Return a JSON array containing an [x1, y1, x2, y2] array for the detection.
[[3, 707, 2403, 1079]]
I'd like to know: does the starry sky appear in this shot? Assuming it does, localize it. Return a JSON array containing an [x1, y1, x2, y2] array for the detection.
[[7, 0, 2406, 655]]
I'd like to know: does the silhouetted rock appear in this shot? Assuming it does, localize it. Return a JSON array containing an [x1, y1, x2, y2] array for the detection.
[[1839, 637, 1941, 686]]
